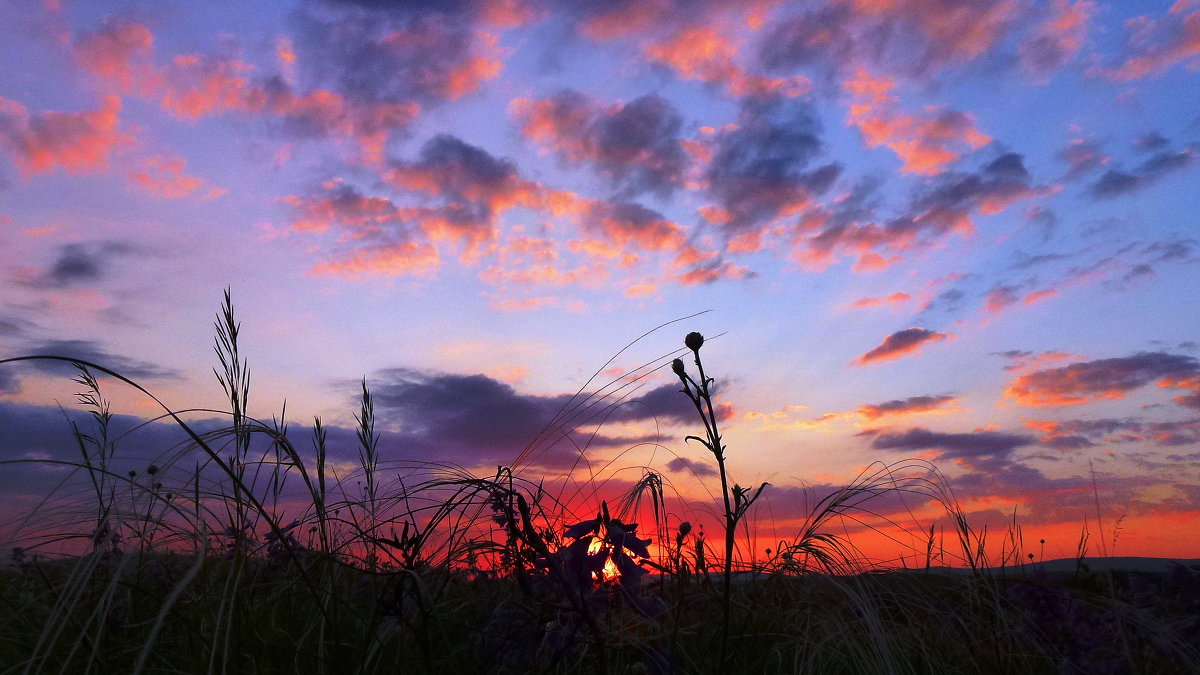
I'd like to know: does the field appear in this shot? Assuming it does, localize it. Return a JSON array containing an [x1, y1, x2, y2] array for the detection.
[[1, 295, 1198, 674]]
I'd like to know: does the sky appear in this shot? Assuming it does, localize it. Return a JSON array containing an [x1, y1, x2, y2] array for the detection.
[[1, 0, 1199, 563]]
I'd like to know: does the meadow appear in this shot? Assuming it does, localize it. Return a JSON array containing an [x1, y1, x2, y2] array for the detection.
[[1, 293, 1197, 674]]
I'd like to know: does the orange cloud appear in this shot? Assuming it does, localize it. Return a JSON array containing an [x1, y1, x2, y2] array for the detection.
[[856, 395, 958, 420], [0, 95, 129, 176], [645, 25, 807, 98], [844, 292, 912, 310], [853, 327, 948, 365], [309, 241, 440, 278], [1005, 352, 1200, 406], [852, 251, 899, 272], [283, 181, 417, 235], [578, 0, 667, 40], [843, 68, 989, 175]]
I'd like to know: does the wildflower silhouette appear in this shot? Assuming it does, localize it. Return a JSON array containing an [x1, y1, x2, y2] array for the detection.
[[672, 331, 767, 666]]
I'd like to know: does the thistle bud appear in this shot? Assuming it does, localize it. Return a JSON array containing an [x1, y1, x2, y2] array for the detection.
[[678, 521, 692, 537], [671, 358, 686, 376], [684, 331, 704, 352]]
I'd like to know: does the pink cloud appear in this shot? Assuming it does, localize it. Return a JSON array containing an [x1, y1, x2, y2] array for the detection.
[[127, 155, 226, 200], [1090, 6, 1200, 80], [843, 67, 989, 175], [844, 292, 912, 311], [849, 0, 1021, 65], [1018, 0, 1094, 78], [73, 17, 157, 94], [309, 241, 440, 278], [0, 95, 129, 177]]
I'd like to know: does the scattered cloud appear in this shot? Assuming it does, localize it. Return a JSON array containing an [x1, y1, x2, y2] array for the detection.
[[15, 339, 180, 380], [844, 292, 913, 311], [853, 328, 948, 366], [666, 455, 717, 477], [366, 370, 719, 469], [646, 25, 808, 98], [0, 95, 129, 177], [842, 67, 990, 175], [870, 427, 1036, 462], [857, 395, 958, 421], [127, 155, 226, 200], [1089, 143, 1198, 199], [1017, 0, 1094, 79], [1089, 5, 1200, 81], [1005, 352, 1200, 407], [512, 90, 689, 198], [16, 241, 139, 289], [702, 96, 840, 233]]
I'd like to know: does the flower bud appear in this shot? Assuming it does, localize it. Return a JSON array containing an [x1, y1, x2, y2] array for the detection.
[[671, 358, 686, 376], [684, 331, 704, 352]]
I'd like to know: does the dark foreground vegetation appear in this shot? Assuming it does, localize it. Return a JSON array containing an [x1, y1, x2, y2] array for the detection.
[[1, 292, 1197, 673]]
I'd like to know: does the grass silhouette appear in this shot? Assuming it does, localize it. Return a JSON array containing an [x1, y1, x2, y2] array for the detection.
[[0, 291, 1197, 673]]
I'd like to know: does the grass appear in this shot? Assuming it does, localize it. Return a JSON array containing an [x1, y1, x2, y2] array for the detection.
[[0, 291, 1197, 674]]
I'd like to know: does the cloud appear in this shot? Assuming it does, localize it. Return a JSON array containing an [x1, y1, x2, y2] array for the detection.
[[1025, 416, 1200, 449], [127, 155, 226, 200], [0, 369, 19, 395], [512, 90, 689, 198], [857, 395, 957, 421], [0, 95, 129, 177], [15, 339, 180, 380], [703, 96, 840, 232], [853, 328, 948, 366], [759, 0, 1022, 80], [579, 201, 686, 253], [73, 16, 157, 94], [18, 241, 138, 289], [792, 153, 1042, 272], [1024, 417, 1142, 450], [1088, 144, 1198, 199], [758, 4, 856, 80], [1017, 0, 1094, 79], [842, 67, 990, 175], [645, 25, 807, 98], [290, 8, 503, 105], [70, 22, 424, 162], [870, 427, 1036, 461], [1005, 352, 1200, 407], [666, 456, 716, 477], [844, 292, 913, 311], [1089, 6, 1200, 80], [1057, 138, 1109, 180], [366, 370, 710, 468], [158, 55, 421, 161], [384, 134, 541, 255]]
